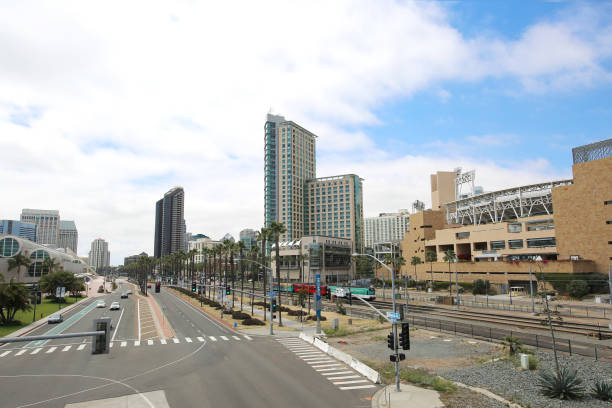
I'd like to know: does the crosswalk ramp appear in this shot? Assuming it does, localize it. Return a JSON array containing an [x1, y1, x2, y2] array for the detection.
[[0, 334, 253, 360], [275, 337, 377, 392]]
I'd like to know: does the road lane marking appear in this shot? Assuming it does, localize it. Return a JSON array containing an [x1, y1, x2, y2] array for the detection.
[[339, 384, 376, 390], [209, 336, 217, 341], [232, 336, 240, 341], [333, 379, 369, 384], [15, 349, 27, 356], [0, 351, 11, 357], [46, 347, 57, 354], [328, 375, 361, 380], [109, 343, 114, 348], [321, 371, 353, 376], [185, 337, 192, 343], [311, 363, 343, 368], [77, 344, 86, 351], [296, 352, 324, 356], [121, 341, 127, 347], [137, 299, 141, 342], [160, 339, 167, 345], [147, 340, 154, 345], [62, 346, 71, 352], [243, 335, 252, 340], [197, 337, 205, 342], [315, 367, 347, 371], [134, 341, 140, 346], [307, 360, 335, 365], [302, 356, 330, 361], [220, 336, 229, 341], [111, 307, 125, 342], [173, 338, 180, 344], [30, 348, 42, 355]]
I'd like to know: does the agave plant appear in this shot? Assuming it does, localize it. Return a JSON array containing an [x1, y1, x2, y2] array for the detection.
[[539, 367, 584, 400], [592, 380, 612, 401]]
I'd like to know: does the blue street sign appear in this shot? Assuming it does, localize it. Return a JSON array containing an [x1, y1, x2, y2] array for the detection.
[[387, 311, 400, 320], [267, 291, 277, 297]]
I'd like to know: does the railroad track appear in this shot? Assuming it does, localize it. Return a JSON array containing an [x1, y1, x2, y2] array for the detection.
[[366, 299, 612, 338]]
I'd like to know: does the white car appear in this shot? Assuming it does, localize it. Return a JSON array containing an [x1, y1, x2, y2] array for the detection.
[[110, 302, 120, 310], [96, 301, 106, 308]]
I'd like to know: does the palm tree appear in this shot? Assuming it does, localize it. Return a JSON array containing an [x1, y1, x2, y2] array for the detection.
[[221, 239, 233, 292], [236, 241, 247, 311], [425, 250, 437, 289], [188, 249, 198, 282], [42, 257, 61, 274], [411, 256, 422, 289], [249, 244, 260, 315], [268, 221, 287, 326], [443, 249, 456, 295], [256, 227, 270, 321], [297, 252, 309, 283], [8, 254, 31, 282]]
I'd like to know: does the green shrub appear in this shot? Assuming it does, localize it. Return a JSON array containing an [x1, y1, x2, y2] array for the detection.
[[592, 380, 612, 401], [242, 317, 265, 326], [399, 368, 456, 393], [539, 367, 584, 400], [231, 311, 250, 320], [472, 279, 491, 295], [503, 336, 522, 355], [528, 355, 538, 370], [567, 280, 589, 299]]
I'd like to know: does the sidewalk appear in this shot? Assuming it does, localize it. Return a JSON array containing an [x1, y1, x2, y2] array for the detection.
[[371, 384, 443, 408], [231, 299, 321, 337]]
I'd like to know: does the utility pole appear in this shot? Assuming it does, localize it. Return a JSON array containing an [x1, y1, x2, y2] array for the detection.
[[269, 270, 274, 335], [454, 261, 459, 309], [529, 265, 535, 313]]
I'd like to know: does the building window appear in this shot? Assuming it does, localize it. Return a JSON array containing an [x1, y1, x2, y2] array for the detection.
[[508, 223, 522, 233], [0, 237, 20, 257], [526, 237, 556, 248], [605, 200, 612, 205], [490, 241, 505, 250], [30, 250, 50, 261], [508, 239, 523, 249], [456, 232, 470, 239]]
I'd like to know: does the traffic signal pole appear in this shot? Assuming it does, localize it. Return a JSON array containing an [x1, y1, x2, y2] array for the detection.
[[269, 269, 274, 335]]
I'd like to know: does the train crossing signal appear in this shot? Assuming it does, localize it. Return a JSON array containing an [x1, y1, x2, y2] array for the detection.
[[387, 332, 395, 350], [191, 282, 196, 292], [400, 323, 410, 350], [225, 286, 231, 296]]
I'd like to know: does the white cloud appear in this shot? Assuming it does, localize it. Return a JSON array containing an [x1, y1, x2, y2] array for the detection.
[[0, 0, 605, 263]]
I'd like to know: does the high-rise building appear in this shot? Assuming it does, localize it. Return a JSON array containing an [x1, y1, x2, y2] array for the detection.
[[264, 113, 364, 253], [304, 175, 364, 253], [20, 209, 60, 246], [124, 252, 148, 266], [89, 238, 110, 270], [364, 210, 411, 249], [239, 229, 257, 250], [264, 113, 317, 241], [0, 220, 37, 242], [58, 220, 78, 253], [154, 187, 186, 258]]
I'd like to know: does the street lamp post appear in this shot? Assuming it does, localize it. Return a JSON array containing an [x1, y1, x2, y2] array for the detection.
[[353, 252, 401, 392]]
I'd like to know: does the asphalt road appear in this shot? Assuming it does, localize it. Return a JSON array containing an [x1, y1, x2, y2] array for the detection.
[[0, 283, 378, 407]]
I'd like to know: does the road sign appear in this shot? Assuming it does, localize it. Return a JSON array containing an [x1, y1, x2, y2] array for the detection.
[[386, 311, 400, 320], [56, 287, 66, 298], [266, 291, 277, 297]]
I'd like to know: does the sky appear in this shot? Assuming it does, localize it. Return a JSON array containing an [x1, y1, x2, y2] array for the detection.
[[0, 0, 611, 265]]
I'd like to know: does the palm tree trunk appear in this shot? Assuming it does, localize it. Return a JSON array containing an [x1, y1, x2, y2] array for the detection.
[[261, 237, 267, 321], [276, 237, 282, 326]]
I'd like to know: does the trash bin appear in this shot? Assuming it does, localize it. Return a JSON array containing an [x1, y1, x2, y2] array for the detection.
[[520, 353, 529, 370]]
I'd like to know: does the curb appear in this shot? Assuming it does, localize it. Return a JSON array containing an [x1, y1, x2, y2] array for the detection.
[[452, 382, 524, 408], [147, 293, 175, 339], [299, 332, 382, 384]]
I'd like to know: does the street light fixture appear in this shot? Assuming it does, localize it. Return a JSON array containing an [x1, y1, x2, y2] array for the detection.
[[352, 252, 401, 392]]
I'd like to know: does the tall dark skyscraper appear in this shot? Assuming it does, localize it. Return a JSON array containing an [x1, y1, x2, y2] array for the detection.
[[154, 187, 185, 258]]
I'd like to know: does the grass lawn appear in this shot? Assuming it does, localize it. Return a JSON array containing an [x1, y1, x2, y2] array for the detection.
[[0, 296, 86, 338]]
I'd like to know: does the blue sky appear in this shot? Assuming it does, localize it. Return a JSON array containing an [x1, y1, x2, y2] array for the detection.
[[0, 0, 610, 264]]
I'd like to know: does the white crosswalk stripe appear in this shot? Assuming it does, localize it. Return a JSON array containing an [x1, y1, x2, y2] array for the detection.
[[1, 350, 12, 357], [46, 347, 57, 354], [243, 335, 252, 340], [277, 337, 377, 393], [30, 348, 42, 355], [220, 336, 229, 341], [197, 337, 205, 342], [232, 336, 240, 341], [15, 349, 27, 356], [121, 341, 127, 347], [173, 338, 180, 344], [134, 341, 140, 346], [147, 340, 154, 345], [62, 345, 72, 352], [185, 337, 192, 343], [160, 339, 167, 345], [109, 343, 114, 348], [77, 344, 86, 351], [209, 336, 217, 341]]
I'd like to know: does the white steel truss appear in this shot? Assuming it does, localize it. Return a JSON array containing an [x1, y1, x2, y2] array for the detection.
[[444, 180, 573, 226]]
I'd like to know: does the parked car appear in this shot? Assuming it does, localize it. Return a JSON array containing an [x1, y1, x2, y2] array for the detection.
[[147, 284, 151, 288], [96, 301, 106, 308], [48, 314, 63, 324], [120, 292, 128, 299], [126, 290, 132, 295], [110, 302, 120, 310], [97, 285, 104, 293]]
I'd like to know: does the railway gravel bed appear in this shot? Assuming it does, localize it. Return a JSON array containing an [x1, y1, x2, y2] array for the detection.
[[442, 351, 612, 408]]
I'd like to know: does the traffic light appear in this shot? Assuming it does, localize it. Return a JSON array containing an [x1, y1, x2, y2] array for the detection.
[[225, 286, 231, 296], [326, 289, 331, 300], [271, 298, 277, 312], [387, 332, 395, 350], [390, 353, 406, 362], [347, 291, 352, 305], [400, 323, 410, 350], [192, 282, 197, 292]]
